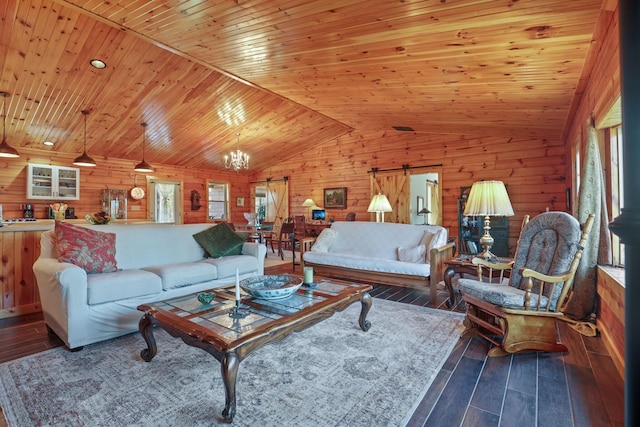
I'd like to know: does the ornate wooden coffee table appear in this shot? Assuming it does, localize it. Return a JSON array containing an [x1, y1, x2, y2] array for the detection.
[[137, 277, 372, 423]]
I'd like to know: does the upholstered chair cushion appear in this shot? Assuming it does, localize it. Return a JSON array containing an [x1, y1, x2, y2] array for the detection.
[[458, 277, 549, 309], [509, 212, 580, 309]]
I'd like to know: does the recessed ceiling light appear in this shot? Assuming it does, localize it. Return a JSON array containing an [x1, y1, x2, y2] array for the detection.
[[43, 141, 54, 146], [89, 59, 106, 69]]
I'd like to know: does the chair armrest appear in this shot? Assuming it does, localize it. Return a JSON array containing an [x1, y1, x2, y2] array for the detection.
[[520, 268, 574, 311], [429, 241, 456, 288], [471, 258, 514, 283]]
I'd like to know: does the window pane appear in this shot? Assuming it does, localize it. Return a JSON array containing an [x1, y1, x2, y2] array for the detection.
[[208, 182, 228, 220], [610, 126, 624, 266]]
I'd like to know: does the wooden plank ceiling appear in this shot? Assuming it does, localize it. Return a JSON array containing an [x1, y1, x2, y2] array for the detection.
[[0, 0, 604, 172]]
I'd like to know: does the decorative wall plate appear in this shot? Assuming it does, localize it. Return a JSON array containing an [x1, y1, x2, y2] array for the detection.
[[130, 186, 145, 200]]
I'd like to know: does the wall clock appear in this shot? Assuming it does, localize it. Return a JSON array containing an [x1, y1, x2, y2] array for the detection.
[[130, 186, 145, 200]]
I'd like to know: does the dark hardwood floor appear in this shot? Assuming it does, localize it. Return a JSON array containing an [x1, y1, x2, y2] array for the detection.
[[0, 263, 624, 426]]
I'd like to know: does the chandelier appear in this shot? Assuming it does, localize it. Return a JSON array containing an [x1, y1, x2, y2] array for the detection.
[[224, 133, 249, 172]]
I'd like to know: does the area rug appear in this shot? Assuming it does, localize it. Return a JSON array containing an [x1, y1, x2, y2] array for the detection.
[[0, 299, 463, 427], [264, 249, 297, 268]]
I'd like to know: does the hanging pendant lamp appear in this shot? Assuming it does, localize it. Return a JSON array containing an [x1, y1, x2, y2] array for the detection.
[[134, 122, 154, 173], [0, 92, 20, 158], [73, 110, 97, 167]]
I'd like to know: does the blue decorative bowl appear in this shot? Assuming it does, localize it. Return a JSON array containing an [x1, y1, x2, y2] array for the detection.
[[197, 292, 215, 305], [240, 275, 303, 300]]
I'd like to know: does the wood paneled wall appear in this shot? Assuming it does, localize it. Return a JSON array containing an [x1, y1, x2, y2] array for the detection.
[[0, 148, 251, 224], [252, 130, 568, 256], [597, 266, 625, 378], [564, 5, 620, 177]]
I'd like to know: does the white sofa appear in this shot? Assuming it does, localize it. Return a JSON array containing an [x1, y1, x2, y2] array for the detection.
[[33, 223, 266, 350], [302, 221, 455, 304]]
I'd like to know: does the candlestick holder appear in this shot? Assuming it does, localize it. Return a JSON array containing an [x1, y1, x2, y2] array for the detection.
[[229, 301, 249, 319]]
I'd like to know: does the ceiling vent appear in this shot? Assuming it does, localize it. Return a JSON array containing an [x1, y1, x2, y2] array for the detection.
[[392, 126, 415, 132]]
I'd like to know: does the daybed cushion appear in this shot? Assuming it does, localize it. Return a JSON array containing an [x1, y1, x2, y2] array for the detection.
[[303, 251, 431, 277], [419, 228, 443, 254], [397, 245, 426, 263], [311, 228, 338, 252], [87, 269, 162, 305], [193, 222, 245, 258], [143, 262, 219, 290], [55, 221, 117, 273]]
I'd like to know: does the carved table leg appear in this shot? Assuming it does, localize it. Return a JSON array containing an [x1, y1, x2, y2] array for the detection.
[[443, 266, 456, 308], [139, 313, 157, 362], [359, 292, 372, 331], [221, 352, 240, 423]]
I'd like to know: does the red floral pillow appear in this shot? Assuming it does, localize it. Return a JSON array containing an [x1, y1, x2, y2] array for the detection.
[[55, 221, 117, 273]]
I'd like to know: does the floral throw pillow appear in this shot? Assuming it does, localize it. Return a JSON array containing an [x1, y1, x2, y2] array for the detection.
[[55, 221, 118, 273]]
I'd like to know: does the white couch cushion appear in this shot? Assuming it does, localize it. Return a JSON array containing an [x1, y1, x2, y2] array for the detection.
[[397, 244, 426, 263], [200, 255, 259, 279], [143, 262, 219, 290], [303, 251, 431, 277], [87, 269, 162, 305], [328, 222, 445, 260], [83, 224, 213, 270]]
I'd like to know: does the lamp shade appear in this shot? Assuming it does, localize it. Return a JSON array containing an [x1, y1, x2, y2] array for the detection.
[[418, 208, 431, 215], [134, 159, 154, 173], [463, 180, 514, 217], [302, 198, 317, 207], [367, 193, 393, 213]]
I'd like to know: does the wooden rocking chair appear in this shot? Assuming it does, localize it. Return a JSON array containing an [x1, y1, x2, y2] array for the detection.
[[459, 211, 595, 357]]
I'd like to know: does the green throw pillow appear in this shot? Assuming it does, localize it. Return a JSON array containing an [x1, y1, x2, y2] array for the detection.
[[193, 222, 245, 258]]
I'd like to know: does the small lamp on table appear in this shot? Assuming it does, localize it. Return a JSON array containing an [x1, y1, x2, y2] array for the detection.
[[418, 207, 431, 225]]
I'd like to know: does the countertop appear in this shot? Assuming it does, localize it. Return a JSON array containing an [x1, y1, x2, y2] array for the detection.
[[0, 219, 157, 232]]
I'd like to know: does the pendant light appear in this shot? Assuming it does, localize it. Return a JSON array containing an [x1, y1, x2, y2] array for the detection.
[[73, 110, 97, 167], [134, 122, 154, 173], [0, 92, 20, 158], [223, 133, 249, 172]]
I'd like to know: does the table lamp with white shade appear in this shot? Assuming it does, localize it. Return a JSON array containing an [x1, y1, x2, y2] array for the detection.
[[301, 198, 318, 219], [367, 193, 393, 222], [463, 180, 514, 259]]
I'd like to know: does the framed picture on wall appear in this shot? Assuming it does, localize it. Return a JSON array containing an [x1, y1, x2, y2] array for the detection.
[[324, 187, 347, 209]]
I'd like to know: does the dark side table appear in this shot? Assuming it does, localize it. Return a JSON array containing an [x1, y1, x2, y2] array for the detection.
[[443, 256, 513, 308]]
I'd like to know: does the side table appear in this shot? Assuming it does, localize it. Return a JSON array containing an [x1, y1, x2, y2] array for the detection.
[[292, 236, 315, 272], [443, 256, 513, 308]]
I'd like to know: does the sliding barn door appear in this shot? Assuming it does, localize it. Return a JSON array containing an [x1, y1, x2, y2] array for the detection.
[[265, 180, 289, 226], [370, 171, 410, 223]]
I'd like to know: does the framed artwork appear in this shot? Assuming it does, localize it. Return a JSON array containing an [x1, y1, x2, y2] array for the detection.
[[324, 187, 347, 209], [417, 196, 424, 215], [236, 197, 244, 207]]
